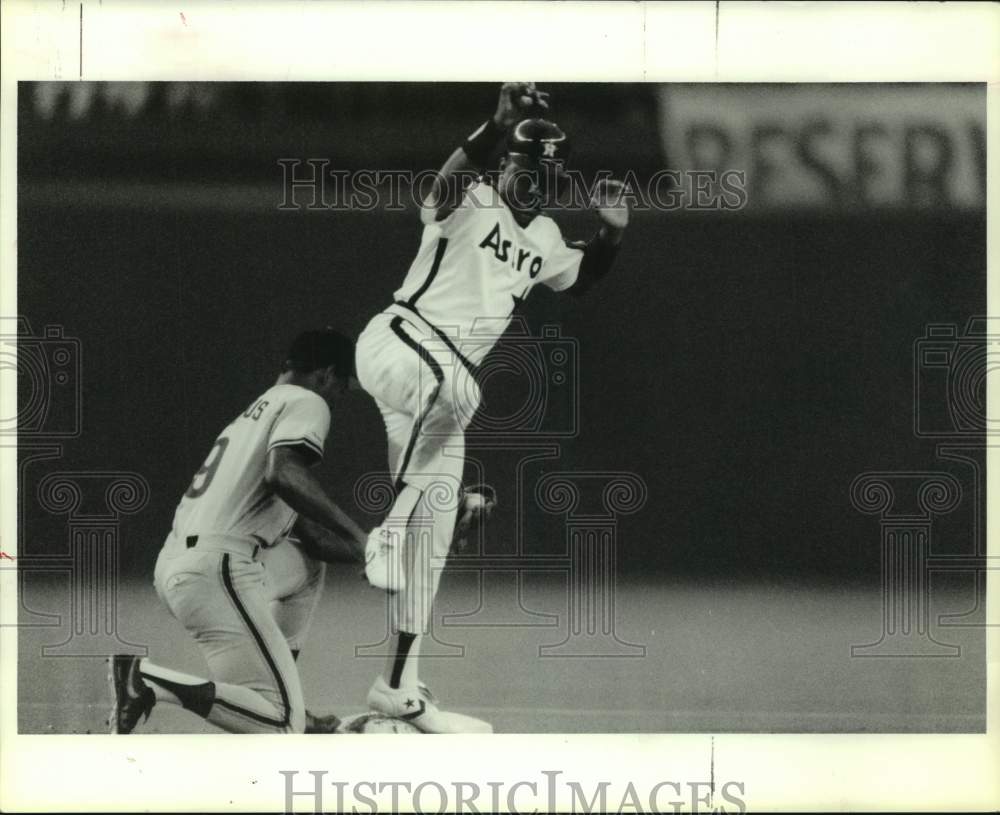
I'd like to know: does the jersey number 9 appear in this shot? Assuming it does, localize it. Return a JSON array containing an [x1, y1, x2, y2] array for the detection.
[[184, 437, 230, 499]]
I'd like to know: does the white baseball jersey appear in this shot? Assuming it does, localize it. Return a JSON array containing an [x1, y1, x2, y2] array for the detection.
[[169, 384, 330, 548], [387, 178, 584, 368]]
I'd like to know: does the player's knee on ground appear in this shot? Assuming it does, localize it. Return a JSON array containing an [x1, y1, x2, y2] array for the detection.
[[287, 703, 306, 734], [268, 691, 306, 734]]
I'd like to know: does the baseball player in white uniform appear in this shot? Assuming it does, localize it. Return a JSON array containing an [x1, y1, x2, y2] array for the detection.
[[357, 82, 629, 732], [108, 329, 368, 734]]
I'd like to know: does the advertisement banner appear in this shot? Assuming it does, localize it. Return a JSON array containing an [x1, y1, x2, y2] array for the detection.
[[657, 84, 985, 210]]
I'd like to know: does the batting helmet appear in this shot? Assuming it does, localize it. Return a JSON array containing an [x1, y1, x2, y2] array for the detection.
[[506, 118, 570, 164]]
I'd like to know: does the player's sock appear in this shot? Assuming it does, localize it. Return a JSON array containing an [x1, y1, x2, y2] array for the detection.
[[138, 659, 215, 716], [140, 659, 295, 733], [383, 630, 421, 689], [398, 633, 422, 687]]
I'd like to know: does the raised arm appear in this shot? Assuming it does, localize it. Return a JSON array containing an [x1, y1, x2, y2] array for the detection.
[[264, 446, 367, 555], [424, 82, 549, 222]]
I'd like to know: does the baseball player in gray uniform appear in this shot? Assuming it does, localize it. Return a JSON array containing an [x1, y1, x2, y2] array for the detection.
[[108, 329, 367, 734]]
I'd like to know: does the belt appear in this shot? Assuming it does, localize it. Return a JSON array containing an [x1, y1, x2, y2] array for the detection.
[[386, 301, 483, 380], [184, 534, 261, 560]]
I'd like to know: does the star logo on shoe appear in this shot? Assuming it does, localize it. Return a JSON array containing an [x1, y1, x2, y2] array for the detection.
[[398, 698, 426, 720]]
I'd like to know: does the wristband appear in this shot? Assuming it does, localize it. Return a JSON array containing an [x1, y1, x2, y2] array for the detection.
[[462, 118, 504, 167]]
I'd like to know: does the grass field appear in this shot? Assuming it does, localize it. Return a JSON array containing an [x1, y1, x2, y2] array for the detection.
[[17, 570, 985, 734]]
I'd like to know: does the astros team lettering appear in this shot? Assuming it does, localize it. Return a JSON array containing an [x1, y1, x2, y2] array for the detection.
[[479, 222, 544, 278]]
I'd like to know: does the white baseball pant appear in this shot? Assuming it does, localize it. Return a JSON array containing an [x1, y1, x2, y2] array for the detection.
[[355, 311, 480, 633]]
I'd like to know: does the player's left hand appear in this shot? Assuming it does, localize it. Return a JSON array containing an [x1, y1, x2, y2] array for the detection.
[[591, 179, 630, 232], [494, 82, 550, 128], [452, 484, 497, 550]]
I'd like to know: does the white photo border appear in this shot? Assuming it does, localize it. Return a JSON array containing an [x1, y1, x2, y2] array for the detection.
[[1, 1, 998, 811]]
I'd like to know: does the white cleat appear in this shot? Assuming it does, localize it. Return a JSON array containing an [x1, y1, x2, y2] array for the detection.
[[366, 675, 493, 734], [364, 526, 406, 593]]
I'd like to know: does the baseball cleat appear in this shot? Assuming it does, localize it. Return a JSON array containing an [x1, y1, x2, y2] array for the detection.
[[366, 675, 493, 734], [364, 526, 405, 593], [304, 710, 343, 734], [107, 654, 155, 734]]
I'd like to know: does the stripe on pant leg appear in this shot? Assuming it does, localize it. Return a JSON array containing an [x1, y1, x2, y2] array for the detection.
[[214, 698, 286, 728], [390, 316, 445, 493], [217, 553, 291, 729]]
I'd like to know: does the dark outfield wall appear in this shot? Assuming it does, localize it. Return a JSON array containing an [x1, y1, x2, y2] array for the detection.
[[16, 202, 985, 579]]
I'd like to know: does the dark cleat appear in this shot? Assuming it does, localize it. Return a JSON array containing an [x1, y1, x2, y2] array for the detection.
[[107, 655, 155, 734], [304, 710, 343, 734]]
